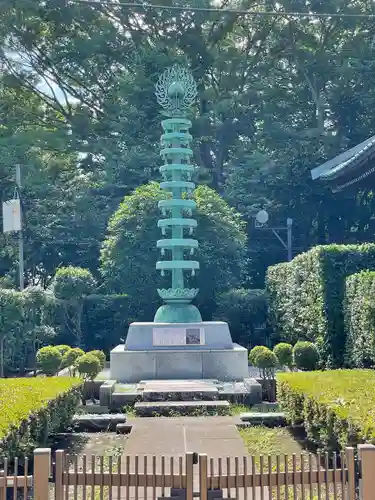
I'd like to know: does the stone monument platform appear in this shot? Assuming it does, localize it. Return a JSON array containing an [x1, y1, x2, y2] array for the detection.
[[110, 321, 249, 383]]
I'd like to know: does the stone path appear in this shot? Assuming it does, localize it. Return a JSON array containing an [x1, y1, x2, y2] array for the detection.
[[125, 416, 246, 457], [123, 417, 267, 499]]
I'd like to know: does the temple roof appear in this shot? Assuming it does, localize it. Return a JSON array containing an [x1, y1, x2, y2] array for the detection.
[[310, 135, 375, 192]]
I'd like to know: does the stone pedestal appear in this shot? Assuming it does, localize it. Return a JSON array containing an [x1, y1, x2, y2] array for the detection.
[[110, 321, 249, 383]]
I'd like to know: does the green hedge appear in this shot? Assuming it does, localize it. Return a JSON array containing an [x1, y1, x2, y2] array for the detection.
[[0, 377, 82, 461], [266, 244, 375, 367], [214, 288, 269, 347], [277, 370, 375, 452], [344, 271, 375, 367]]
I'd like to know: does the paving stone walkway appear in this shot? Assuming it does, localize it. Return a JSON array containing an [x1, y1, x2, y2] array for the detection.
[[125, 416, 246, 457], [123, 417, 265, 499]]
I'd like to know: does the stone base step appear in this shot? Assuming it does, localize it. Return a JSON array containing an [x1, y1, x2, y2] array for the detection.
[[134, 400, 230, 417], [72, 413, 127, 432], [239, 412, 286, 426]]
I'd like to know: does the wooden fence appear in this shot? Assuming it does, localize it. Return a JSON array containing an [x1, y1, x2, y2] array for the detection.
[[5, 444, 375, 500]]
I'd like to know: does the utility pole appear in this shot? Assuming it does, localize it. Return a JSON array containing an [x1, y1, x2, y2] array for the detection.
[[254, 211, 293, 262], [15, 164, 24, 291]]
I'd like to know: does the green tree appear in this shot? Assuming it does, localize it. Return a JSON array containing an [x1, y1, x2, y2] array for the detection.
[[62, 347, 85, 376], [0, 290, 23, 377], [52, 267, 96, 347], [214, 288, 268, 347], [100, 182, 247, 320], [273, 343, 293, 369], [293, 341, 319, 371], [76, 353, 101, 381], [36, 346, 62, 376]]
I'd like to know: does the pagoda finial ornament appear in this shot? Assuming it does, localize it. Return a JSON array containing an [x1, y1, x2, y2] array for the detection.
[[154, 65, 202, 323], [155, 65, 197, 117]]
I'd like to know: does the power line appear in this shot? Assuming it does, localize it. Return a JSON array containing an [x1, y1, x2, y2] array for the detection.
[[70, 0, 375, 19]]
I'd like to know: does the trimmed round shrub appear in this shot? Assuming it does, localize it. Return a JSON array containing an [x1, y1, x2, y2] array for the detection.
[[249, 345, 268, 365], [254, 347, 277, 369], [62, 348, 85, 369], [251, 346, 277, 383], [87, 350, 106, 370], [76, 354, 101, 381], [36, 346, 62, 376], [293, 341, 319, 371], [273, 343, 293, 368], [55, 345, 71, 356]]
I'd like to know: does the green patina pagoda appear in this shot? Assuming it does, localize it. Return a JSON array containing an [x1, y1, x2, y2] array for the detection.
[[154, 65, 202, 324]]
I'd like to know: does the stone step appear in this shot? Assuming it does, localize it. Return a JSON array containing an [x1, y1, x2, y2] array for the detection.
[[239, 412, 286, 426], [72, 413, 127, 432], [134, 400, 230, 416], [141, 380, 219, 402]]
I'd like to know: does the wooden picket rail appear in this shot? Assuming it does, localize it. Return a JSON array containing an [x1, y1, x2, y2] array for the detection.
[[199, 449, 357, 500], [6, 444, 375, 500], [54, 450, 195, 500]]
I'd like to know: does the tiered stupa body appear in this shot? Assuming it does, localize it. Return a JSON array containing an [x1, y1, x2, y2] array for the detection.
[[109, 65, 251, 386], [154, 116, 201, 323]]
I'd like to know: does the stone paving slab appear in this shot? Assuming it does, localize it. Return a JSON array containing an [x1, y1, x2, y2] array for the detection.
[[125, 417, 246, 459]]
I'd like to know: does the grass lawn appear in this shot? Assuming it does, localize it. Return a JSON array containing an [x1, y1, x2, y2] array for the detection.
[[238, 427, 345, 499], [239, 426, 303, 457]]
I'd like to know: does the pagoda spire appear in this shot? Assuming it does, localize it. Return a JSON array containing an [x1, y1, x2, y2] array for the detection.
[[154, 65, 202, 323]]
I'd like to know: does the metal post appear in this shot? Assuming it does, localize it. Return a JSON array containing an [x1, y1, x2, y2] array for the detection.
[[287, 218, 293, 262], [15, 164, 24, 290]]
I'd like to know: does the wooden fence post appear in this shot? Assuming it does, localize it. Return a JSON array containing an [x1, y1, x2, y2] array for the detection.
[[185, 453, 194, 500], [358, 444, 375, 500], [33, 448, 51, 500], [55, 450, 65, 500], [199, 454, 208, 500], [345, 447, 356, 500]]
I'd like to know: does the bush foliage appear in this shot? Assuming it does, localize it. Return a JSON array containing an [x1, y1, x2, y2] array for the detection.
[[273, 343, 293, 368], [76, 353, 101, 380], [266, 244, 375, 367], [293, 341, 319, 371], [61, 348, 85, 374], [0, 377, 82, 461], [249, 346, 277, 379], [88, 350, 106, 369], [36, 346, 62, 376], [277, 370, 375, 452], [214, 288, 269, 347], [344, 271, 375, 368], [100, 182, 247, 321]]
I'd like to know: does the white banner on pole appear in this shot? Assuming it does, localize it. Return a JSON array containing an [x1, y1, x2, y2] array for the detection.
[[3, 199, 21, 233]]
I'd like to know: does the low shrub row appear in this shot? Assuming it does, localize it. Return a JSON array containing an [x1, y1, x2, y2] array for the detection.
[[344, 271, 375, 367], [250, 341, 319, 373], [266, 244, 375, 367], [0, 377, 82, 461], [36, 345, 106, 379], [277, 370, 375, 452]]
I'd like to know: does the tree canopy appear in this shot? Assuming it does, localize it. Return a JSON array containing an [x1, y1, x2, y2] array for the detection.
[[100, 182, 247, 320], [0, 0, 374, 350]]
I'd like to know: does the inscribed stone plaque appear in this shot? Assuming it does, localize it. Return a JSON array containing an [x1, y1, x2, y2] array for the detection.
[[152, 327, 205, 346], [153, 328, 186, 346]]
